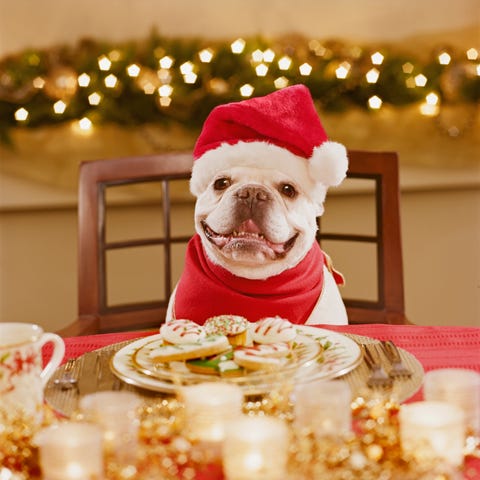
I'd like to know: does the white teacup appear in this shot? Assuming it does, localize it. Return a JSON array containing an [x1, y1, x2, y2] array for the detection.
[[0, 322, 65, 420]]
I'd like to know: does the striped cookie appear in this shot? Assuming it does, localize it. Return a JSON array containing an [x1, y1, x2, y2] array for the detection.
[[160, 319, 206, 344], [251, 316, 297, 344], [233, 342, 291, 371]]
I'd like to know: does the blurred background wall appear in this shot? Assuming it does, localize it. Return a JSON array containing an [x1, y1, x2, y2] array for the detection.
[[0, 0, 479, 331]]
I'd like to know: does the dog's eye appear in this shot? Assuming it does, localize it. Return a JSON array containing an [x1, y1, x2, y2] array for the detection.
[[280, 183, 297, 198], [213, 177, 231, 191]]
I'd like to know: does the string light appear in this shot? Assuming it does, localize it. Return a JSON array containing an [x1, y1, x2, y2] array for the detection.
[[466, 48, 478, 60], [158, 96, 171, 107], [368, 95, 382, 109], [14, 107, 29, 121], [299, 63, 312, 76], [278, 56, 292, 70], [255, 63, 269, 77], [251, 49, 263, 63], [198, 48, 214, 63], [98, 55, 112, 71], [157, 69, 172, 83], [414, 74, 427, 87], [420, 92, 440, 116], [438, 52, 451, 65], [53, 100, 67, 114], [263, 49, 275, 63], [274, 77, 289, 89], [88, 92, 102, 105], [108, 49, 122, 61], [239, 84, 254, 97], [159, 56, 174, 69], [104, 74, 118, 88], [32, 76, 45, 89], [335, 62, 351, 79], [231, 38, 246, 54], [405, 77, 416, 88], [180, 62, 194, 75], [402, 62, 414, 74], [366, 68, 380, 83], [78, 117, 92, 131], [371, 52, 384, 65], [77, 73, 91, 87], [183, 72, 197, 84], [126, 64, 141, 77], [158, 84, 173, 97]]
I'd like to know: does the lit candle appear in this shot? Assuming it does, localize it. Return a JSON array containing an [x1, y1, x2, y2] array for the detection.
[[36, 422, 103, 480], [294, 380, 352, 437], [79, 391, 141, 463], [180, 382, 243, 443], [423, 368, 480, 436], [223, 415, 289, 480], [399, 401, 466, 467]]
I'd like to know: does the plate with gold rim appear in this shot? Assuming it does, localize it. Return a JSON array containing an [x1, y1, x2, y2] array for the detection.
[[110, 326, 363, 394]]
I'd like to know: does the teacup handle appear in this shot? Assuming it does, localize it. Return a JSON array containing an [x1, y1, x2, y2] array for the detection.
[[38, 333, 66, 387]]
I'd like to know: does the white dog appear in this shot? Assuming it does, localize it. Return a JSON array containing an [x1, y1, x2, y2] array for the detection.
[[167, 85, 348, 325]]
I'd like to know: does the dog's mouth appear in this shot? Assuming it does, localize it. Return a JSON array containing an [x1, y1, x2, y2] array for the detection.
[[201, 219, 298, 258]]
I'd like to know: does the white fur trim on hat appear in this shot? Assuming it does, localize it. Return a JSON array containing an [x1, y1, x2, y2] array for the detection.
[[309, 141, 348, 187]]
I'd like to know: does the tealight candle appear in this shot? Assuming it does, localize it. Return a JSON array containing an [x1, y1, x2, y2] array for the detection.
[[36, 422, 103, 480], [424, 368, 480, 436], [223, 415, 289, 480], [180, 382, 244, 442], [79, 391, 141, 463], [399, 401, 466, 467], [294, 379, 352, 437]]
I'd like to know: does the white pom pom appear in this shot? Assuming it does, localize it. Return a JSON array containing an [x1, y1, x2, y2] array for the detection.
[[309, 141, 348, 187]]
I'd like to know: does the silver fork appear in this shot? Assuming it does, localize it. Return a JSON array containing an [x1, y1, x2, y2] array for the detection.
[[53, 358, 78, 390], [362, 344, 393, 389], [380, 340, 413, 378]]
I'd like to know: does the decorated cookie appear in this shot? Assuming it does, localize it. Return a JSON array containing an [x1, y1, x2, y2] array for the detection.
[[233, 343, 291, 371], [149, 334, 230, 363], [251, 316, 297, 345], [204, 315, 249, 346], [160, 319, 206, 344], [186, 349, 244, 377]]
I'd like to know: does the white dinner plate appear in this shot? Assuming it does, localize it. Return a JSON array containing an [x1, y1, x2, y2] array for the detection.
[[110, 325, 363, 395]]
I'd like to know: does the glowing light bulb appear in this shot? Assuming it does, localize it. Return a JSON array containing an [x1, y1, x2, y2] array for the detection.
[[180, 62, 194, 74], [371, 52, 384, 65], [78, 117, 92, 130], [157, 69, 172, 83], [78, 73, 91, 87], [104, 74, 118, 88], [240, 84, 254, 97], [143, 83, 155, 95], [14, 107, 29, 121], [98, 55, 112, 71], [414, 74, 427, 87], [32, 76, 45, 89], [251, 49, 263, 62], [420, 103, 439, 116], [438, 52, 451, 65], [368, 95, 382, 109], [402, 62, 414, 74], [255, 63, 268, 76], [158, 84, 173, 97], [263, 49, 275, 63], [183, 72, 197, 84], [299, 63, 312, 76], [231, 38, 246, 54], [158, 96, 172, 107], [466, 48, 479, 60], [88, 92, 102, 105], [53, 100, 67, 114], [199, 48, 214, 63], [274, 77, 289, 89], [127, 64, 141, 77], [366, 68, 380, 83], [335, 62, 351, 79], [425, 92, 439, 105], [278, 56, 292, 70], [159, 56, 174, 69]]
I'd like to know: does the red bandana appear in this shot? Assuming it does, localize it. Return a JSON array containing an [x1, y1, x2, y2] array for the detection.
[[173, 234, 326, 325]]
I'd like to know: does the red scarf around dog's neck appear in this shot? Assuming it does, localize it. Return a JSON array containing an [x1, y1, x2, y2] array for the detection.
[[172, 234, 325, 325]]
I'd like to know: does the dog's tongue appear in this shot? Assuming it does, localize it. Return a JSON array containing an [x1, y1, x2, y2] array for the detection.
[[237, 219, 262, 234]]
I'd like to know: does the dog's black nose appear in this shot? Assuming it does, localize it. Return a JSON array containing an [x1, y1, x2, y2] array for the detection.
[[236, 185, 270, 204]]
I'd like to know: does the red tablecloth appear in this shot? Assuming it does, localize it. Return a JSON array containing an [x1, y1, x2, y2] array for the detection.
[[43, 324, 480, 479]]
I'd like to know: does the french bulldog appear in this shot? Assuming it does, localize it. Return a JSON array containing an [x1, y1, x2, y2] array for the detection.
[[166, 85, 348, 325]]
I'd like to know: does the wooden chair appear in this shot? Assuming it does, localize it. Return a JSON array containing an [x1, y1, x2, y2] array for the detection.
[[57, 150, 409, 336]]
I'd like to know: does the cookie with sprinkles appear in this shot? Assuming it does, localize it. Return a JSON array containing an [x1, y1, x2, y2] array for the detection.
[[204, 315, 249, 346]]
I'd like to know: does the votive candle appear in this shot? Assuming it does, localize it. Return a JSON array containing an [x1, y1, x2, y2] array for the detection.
[[399, 401, 466, 467], [180, 382, 244, 442], [223, 415, 289, 480], [36, 422, 103, 480]]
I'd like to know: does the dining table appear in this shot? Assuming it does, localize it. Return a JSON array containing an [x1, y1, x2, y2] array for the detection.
[[42, 323, 480, 480]]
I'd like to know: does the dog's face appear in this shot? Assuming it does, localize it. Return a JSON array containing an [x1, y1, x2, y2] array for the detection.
[[194, 165, 324, 280]]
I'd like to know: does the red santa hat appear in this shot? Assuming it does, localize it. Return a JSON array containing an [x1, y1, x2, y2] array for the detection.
[[190, 84, 348, 203]]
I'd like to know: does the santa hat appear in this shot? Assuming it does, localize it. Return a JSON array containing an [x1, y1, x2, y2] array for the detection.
[[190, 84, 348, 202]]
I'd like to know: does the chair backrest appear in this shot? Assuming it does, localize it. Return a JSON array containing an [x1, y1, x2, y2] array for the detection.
[[58, 149, 408, 336]]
